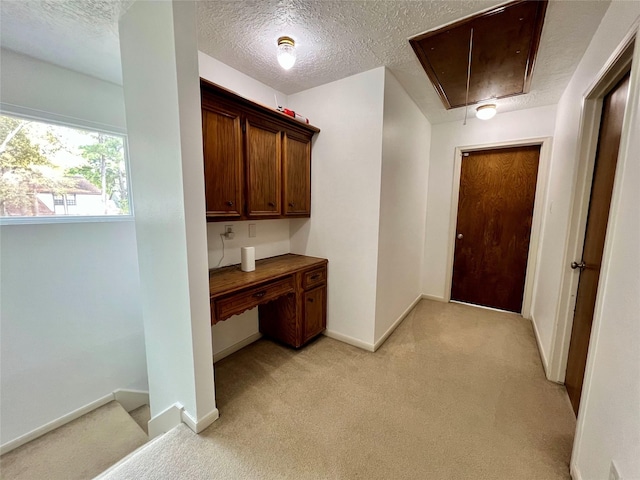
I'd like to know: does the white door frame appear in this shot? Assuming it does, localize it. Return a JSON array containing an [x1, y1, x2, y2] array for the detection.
[[546, 26, 638, 383], [444, 136, 553, 320]]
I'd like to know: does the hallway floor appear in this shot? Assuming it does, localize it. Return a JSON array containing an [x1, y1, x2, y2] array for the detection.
[[101, 300, 576, 479]]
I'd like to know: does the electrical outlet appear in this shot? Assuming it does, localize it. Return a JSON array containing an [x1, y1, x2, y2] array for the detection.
[[249, 224, 257, 238], [223, 225, 235, 239], [609, 461, 621, 480]]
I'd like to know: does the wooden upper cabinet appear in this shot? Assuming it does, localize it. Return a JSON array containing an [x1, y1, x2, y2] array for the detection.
[[200, 79, 319, 221], [201, 106, 243, 217], [283, 131, 311, 216], [245, 118, 281, 217]]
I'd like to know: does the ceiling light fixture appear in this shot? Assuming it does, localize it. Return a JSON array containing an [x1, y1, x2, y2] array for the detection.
[[277, 36, 296, 70], [476, 104, 497, 120]]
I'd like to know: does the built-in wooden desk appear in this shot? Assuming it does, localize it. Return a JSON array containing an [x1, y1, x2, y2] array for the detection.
[[209, 254, 328, 348]]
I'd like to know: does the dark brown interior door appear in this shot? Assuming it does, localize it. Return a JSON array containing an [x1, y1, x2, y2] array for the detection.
[[565, 72, 630, 416], [451, 145, 540, 313]]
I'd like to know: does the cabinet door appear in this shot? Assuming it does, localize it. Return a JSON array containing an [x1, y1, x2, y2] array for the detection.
[[303, 285, 326, 344], [283, 132, 311, 216], [201, 106, 243, 217], [245, 118, 281, 216]]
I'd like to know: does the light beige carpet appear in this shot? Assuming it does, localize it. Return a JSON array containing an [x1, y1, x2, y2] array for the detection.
[[101, 300, 575, 479], [0, 401, 148, 480], [128, 405, 150, 435]]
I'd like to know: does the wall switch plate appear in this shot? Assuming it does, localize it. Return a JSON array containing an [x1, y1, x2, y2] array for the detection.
[[249, 224, 256, 238], [609, 461, 621, 480]]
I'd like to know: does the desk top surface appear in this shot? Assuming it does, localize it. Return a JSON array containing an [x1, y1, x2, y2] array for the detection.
[[209, 254, 327, 297]]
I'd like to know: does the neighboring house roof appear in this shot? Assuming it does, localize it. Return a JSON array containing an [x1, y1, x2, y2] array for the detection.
[[4, 198, 54, 216], [38, 176, 101, 195]]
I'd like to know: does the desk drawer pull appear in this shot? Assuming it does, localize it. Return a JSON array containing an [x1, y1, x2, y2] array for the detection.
[[302, 266, 326, 289], [253, 291, 267, 298]]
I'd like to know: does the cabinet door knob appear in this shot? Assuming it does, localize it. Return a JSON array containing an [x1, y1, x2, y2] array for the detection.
[[226, 201, 234, 206], [289, 202, 295, 207], [307, 298, 314, 303], [268, 202, 275, 207]]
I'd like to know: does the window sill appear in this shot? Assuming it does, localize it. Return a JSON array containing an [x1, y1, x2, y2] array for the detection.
[[0, 215, 134, 226]]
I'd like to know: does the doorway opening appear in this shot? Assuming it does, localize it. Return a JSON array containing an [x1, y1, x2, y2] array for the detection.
[[451, 145, 540, 313], [547, 32, 636, 387], [445, 138, 551, 319], [564, 71, 630, 415]]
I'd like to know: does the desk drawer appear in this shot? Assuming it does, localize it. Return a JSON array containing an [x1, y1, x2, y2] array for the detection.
[[215, 277, 294, 322], [302, 266, 327, 290]]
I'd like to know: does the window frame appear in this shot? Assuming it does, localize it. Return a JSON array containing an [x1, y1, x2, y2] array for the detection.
[[0, 106, 134, 225]]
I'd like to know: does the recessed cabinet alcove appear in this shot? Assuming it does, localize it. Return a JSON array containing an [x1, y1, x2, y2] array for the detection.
[[200, 79, 320, 221]]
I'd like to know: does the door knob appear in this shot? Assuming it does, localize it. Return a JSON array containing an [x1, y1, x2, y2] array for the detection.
[[571, 261, 586, 271], [457, 233, 463, 240]]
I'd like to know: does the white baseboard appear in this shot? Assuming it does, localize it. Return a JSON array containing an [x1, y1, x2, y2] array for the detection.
[[373, 295, 422, 352], [213, 332, 262, 363], [570, 463, 583, 480], [113, 389, 150, 412], [148, 402, 220, 439], [421, 294, 447, 302], [530, 313, 550, 379], [148, 403, 183, 439], [323, 329, 375, 352], [181, 407, 219, 434], [0, 392, 114, 455]]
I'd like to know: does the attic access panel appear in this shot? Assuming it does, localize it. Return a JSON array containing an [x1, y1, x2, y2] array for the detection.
[[410, 0, 548, 109]]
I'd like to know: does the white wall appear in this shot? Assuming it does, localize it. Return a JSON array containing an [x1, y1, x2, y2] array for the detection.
[[542, 4, 640, 479], [0, 48, 126, 132], [0, 222, 147, 445], [289, 68, 386, 348], [198, 52, 287, 108], [374, 69, 431, 344], [0, 50, 147, 446], [119, 1, 216, 430], [422, 104, 557, 301], [198, 52, 292, 358]]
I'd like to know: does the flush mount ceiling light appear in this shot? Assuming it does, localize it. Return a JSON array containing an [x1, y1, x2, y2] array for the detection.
[[476, 104, 497, 120], [277, 36, 296, 70]]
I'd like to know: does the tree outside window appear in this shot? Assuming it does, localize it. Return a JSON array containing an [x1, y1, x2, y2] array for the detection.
[[0, 113, 130, 218]]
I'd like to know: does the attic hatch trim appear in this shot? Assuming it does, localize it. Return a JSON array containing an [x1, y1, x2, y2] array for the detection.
[[409, 0, 548, 110]]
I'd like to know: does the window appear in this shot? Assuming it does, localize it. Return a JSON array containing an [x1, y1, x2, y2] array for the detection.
[[0, 113, 131, 219]]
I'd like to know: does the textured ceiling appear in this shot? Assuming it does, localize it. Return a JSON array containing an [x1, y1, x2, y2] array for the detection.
[[1, 0, 611, 124], [0, 0, 133, 85]]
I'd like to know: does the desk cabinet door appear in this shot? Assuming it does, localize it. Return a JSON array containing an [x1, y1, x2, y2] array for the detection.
[[202, 106, 243, 217], [303, 286, 326, 343], [245, 118, 281, 216]]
